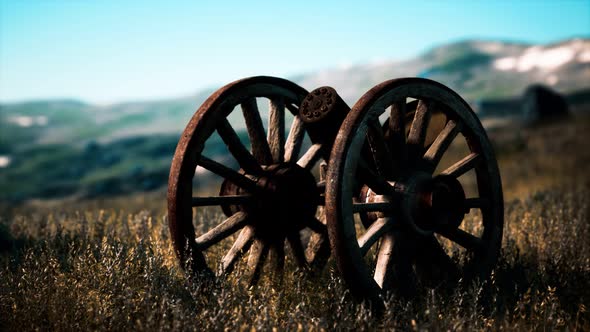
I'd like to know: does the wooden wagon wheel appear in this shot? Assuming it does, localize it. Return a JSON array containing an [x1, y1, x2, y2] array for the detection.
[[168, 76, 330, 285], [325, 78, 503, 303]]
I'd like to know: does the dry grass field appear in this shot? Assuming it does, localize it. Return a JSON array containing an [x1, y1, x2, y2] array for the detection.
[[1, 114, 589, 331]]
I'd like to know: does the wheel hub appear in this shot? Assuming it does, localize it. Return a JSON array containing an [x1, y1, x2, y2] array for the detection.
[[220, 163, 318, 239], [407, 174, 466, 234], [360, 173, 466, 234]]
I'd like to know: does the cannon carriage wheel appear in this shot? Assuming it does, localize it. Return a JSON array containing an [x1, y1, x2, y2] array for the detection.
[[325, 78, 504, 303], [168, 76, 330, 284]]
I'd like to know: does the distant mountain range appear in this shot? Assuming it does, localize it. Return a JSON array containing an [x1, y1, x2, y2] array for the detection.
[[298, 38, 590, 104], [1, 38, 589, 201]]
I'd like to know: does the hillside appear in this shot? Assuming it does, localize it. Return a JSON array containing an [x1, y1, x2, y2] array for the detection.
[[1, 38, 589, 202], [296, 38, 590, 103]]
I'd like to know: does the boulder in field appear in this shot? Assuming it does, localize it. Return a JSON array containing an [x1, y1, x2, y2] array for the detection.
[[522, 84, 569, 124]]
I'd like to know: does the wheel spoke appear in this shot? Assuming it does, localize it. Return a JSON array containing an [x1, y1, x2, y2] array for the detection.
[[407, 100, 432, 164], [241, 98, 273, 165], [196, 212, 248, 250], [319, 161, 328, 180], [269, 240, 285, 276], [316, 180, 326, 191], [284, 116, 305, 163], [305, 217, 327, 234], [437, 228, 483, 251], [423, 119, 462, 172], [218, 225, 255, 275], [247, 238, 270, 285], [268, 97, 286, 163], [384, 231, 419, 294], [287, 232, 308, 268], [198, 156, 260, 193], [373, 232, 395, 289], [297, 143, 323, 170], [367, 118, 395, 177], [441, 152, 481, 178], [285, 102, 299, 114], [358, 159, 394, 195], [358, 217, 393, 256], [217, 118, 262, 174], [191, 195, 251, 207], [352, 202, 393, 213], [388, 101, 408, 176], [305, 219, 331, 270], [415, 235, 461, 283]]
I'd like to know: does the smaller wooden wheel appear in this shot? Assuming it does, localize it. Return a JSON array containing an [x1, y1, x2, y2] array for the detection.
[[168, 76, 330, 285], [326, 78, 503, 303]]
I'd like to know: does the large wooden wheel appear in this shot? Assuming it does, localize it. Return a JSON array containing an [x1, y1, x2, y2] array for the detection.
[[325, 78, 503, 303], [168, 76, 330, 284]]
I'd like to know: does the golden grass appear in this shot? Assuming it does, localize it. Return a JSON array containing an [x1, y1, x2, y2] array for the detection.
[[1, 115, 589, 330]]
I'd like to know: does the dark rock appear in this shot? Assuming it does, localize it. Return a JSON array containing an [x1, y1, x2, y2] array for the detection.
[[84, 140, 100, 153], [99, 154, 121, 167], [128, 165, 144, 177], [0, 224, 15, 252], [522, 84, 569, 124]]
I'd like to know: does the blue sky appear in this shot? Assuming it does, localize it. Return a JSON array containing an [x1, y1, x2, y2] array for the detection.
[[1, 0, 588, 104]]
